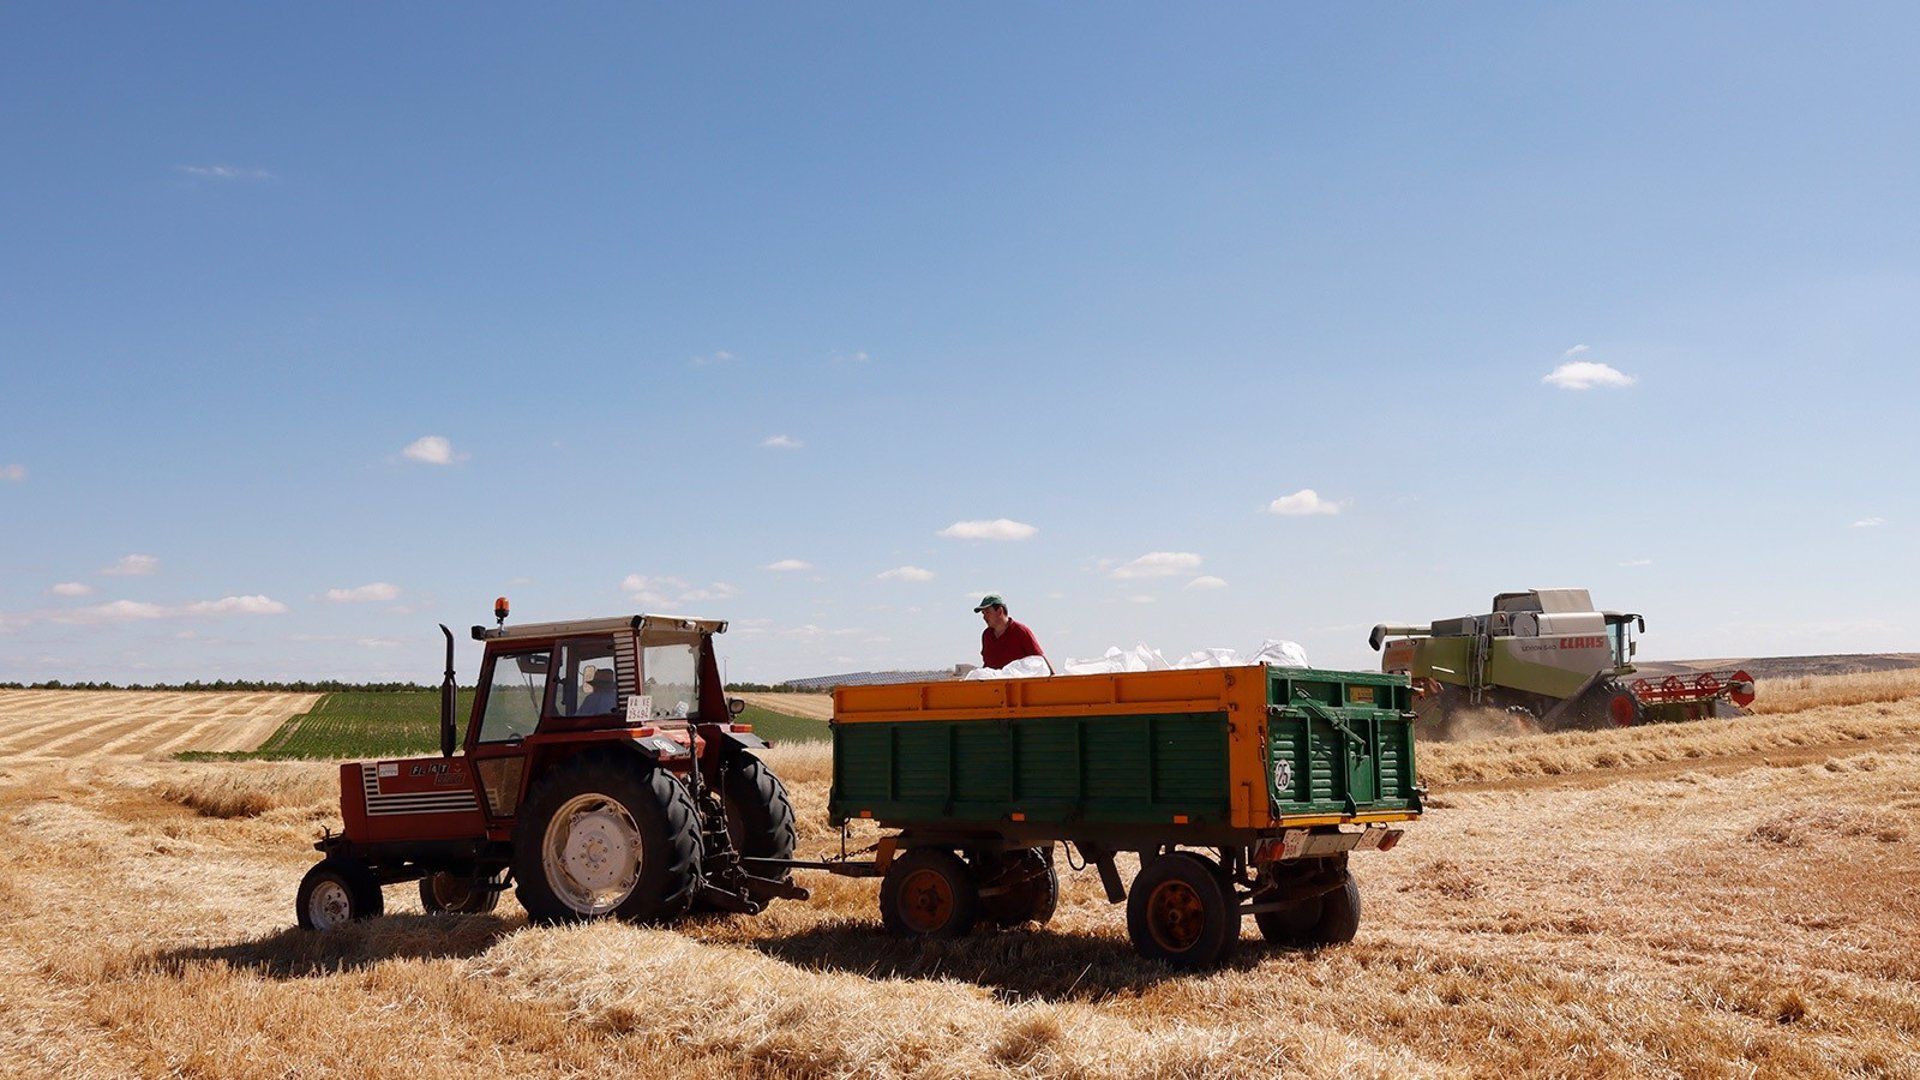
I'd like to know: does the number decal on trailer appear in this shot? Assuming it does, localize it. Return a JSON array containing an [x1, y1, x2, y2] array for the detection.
[[1273, 759, 1294, 792]]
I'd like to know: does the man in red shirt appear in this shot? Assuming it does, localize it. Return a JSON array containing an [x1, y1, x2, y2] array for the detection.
[[975, 594, 1048, 671]]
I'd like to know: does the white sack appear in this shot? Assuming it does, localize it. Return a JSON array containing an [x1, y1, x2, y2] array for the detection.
[[1252, 639, 1310, 668], [964, 655, 1054, 680]]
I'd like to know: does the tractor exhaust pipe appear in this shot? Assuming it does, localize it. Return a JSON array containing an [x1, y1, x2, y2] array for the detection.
[[438, 624, 458, 758]]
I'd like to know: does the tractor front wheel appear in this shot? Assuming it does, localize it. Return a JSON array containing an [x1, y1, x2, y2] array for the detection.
[[880, 848, 980, 938], [511, 755, 702, 924], [1126, 852, 1239, 968], [419, 870, 503, 915], [296, 857, 384, 931]]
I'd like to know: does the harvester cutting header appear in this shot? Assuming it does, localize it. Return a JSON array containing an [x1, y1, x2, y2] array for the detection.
[[1369, 588, 1754, 735]]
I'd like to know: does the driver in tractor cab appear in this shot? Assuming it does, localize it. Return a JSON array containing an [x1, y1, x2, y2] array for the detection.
[[577, 667, 617, 715]]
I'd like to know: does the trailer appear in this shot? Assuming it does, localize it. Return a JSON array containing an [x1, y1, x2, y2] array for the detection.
[[758, 664, 1422, 968]]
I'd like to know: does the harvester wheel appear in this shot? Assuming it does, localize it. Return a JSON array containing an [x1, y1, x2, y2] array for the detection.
[[511, 755, 702, 924], [979, 846, 1058, 928], [720, 753, 798, 875], [1126, 852, 1238, 968], [296, 857, 384, 931], [880, 848, 979, 938], [419, 870, 503, 915]]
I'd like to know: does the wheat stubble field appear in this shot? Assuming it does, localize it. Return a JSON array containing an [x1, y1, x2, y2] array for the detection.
[[0, 677, 1916, 1078], [0, 690, 319, 761]]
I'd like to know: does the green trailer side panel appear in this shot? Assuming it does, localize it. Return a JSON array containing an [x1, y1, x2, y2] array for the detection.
[[832, 712, 1231, 826]]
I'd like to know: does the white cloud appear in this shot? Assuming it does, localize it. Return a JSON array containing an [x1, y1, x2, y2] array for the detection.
[[1126, 595, 1156, 604], [182, 595, 288, 616], [326, 582, 400, 603], [1267, 489, 1340, 516], [832, 351, 871, 364], [63, 600, 169, 624], [760, 434, 803, 450], [1186, 575, 1228, 590], [0, 464, 25, 482], [876, 565, 935, 582], [1618, 558, 1654, 567], [763, 559, 813, 572], [49, 582, 93, 597], [176, 164, 273, 181], [1543, 346, 1636, 390], [938, 518, 1038, 541], [689, 350, 735, 367], [357, 637, 404, 649], [621, 574, 738, 608], [401, 435, 466, 465], [1110, 552, 1204, 579], [1852, 517, 1887, 528], [101, 554, 159, 576]]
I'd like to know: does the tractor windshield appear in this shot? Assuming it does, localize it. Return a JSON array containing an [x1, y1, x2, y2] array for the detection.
[[641, 643, 699, 722], [478, 649, 549, 742]]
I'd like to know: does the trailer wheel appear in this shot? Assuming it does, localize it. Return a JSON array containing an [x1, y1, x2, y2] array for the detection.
[[880, 848, 979, 938], [979, 846, 1058, 928], [1127, 852, 1238, 968], [1253, 895, 1323, 944], [419, 870, 503, 915], [1255, 867, 1362, 945], [512, 755, 702, 924], [720, 753, 798, 874], [1313, 870, 1362, 943], [296, 858, 383, 931]]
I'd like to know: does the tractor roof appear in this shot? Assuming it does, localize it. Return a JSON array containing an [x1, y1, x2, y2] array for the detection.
[[472, 614, 728, 642]]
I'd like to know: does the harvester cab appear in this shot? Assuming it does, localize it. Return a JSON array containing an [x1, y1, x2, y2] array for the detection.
[[1369, 588, 1753, 736], [296, 602, 802, 932]]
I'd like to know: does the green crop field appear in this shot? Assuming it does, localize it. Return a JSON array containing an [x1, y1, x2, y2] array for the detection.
[[180, 690, 464, 760], [180, 691, 825, 761], [732, 703, 829, 745]]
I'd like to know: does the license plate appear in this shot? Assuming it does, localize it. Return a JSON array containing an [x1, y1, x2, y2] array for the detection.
[[1348, 685, 1375, 705]]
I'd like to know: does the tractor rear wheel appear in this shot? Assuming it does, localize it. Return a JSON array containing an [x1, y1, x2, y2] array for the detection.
[[880, 848, 980, 938], [296, 857, 383, 931], [1126, 852, 1239, 968], [419, 870, 503, 915], [511, 755, 702, 924], [720, 753, 798, 873], [979, 846, 1058, 928]]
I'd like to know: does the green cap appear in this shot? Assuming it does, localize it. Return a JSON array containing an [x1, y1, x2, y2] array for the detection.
[[973, 594, 1005, 612]]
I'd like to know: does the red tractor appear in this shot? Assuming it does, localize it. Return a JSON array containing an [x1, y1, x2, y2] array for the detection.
[[295, 601, 803, 930]]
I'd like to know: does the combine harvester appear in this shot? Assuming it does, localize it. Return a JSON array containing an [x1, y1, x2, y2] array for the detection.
[[1368, 588, 1754, 736]]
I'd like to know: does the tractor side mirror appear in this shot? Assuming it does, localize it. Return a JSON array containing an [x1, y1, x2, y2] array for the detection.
[[728, 697, 747, 718], [438, 624, 458, 758]]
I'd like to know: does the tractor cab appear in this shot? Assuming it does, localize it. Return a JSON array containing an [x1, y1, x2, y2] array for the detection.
[[296, 600, 801, 932]]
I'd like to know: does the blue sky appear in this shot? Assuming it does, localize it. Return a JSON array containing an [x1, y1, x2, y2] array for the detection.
[[2, 4, 1915, 683]]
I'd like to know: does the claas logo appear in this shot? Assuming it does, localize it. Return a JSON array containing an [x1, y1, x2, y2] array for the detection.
[[1558, 636, 1608, 649]]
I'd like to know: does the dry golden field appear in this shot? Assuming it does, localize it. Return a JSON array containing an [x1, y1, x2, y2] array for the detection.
[[732, 691, 836, 721], [0, 683, 1916, 1078], [0, 690, 319, 761]]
